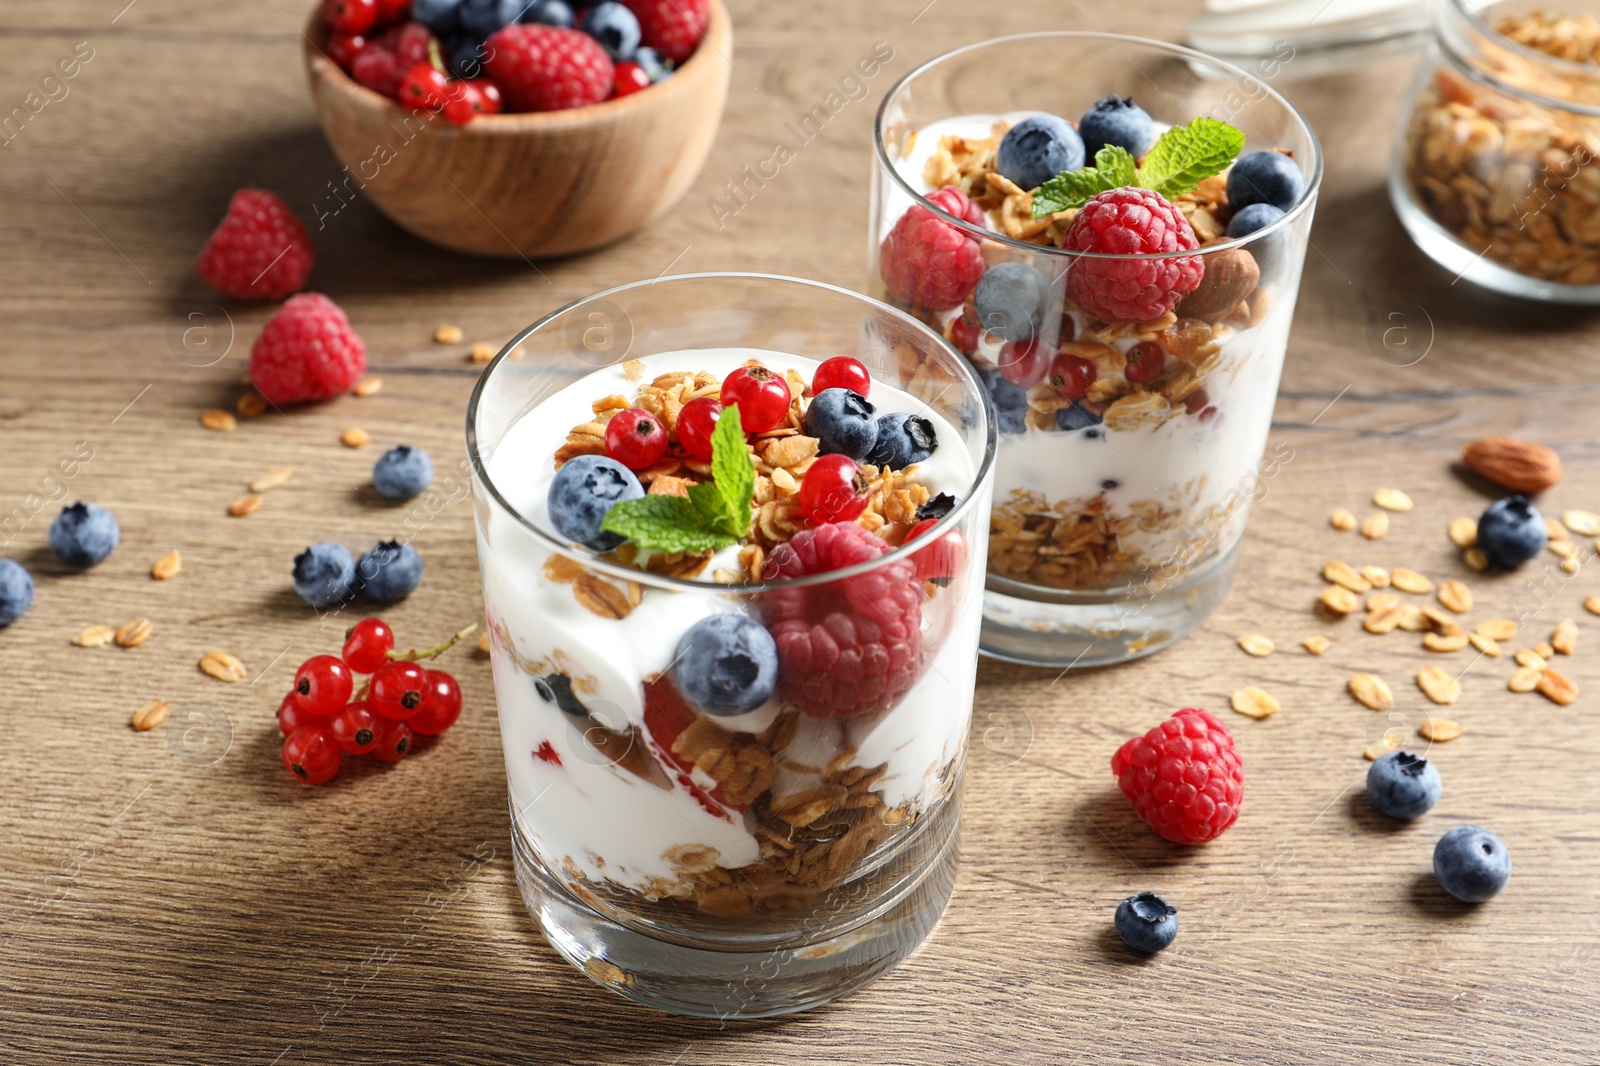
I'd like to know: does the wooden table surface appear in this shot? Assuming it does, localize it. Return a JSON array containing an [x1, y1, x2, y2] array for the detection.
[[5, 1, 1599, 1062]]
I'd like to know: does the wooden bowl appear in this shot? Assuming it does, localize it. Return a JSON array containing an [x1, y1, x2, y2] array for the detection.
[[303, 2, 731, 258]]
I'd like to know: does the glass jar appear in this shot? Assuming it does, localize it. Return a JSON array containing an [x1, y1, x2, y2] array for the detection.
[[1392, 0, 1600, 300], [868, 34, 1323, 668], [467, 273, 996, 1017]]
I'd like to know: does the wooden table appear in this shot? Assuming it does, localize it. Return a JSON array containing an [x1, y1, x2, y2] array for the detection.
[[4, 2, 1598, 1062]]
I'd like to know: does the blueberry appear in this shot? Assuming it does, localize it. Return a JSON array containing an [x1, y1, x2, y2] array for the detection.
[[1226, 202, 1285, 239], [634, 46, 671, 81], [1226, 151, 1304, 213], [867, 412, 937, 469], [48, 502, 119, 567], [521, 0, 574, 27], [1114, 892, 1177, 954], [459, 0, 522, 38], [0, 558, 35, 627], [1476, 495, 1547, 569], [973, 262, 1047, 342], [358, 540, 424, 603], [580, 1, 640, 61], [372, 445, 434, 502], [1056, 401, 1103, 432], [673, 614, 779, 716], [916, 492, 957, 522], [996, 114, 1085, 192], [448, 37, 490, 80], [976, 367, 1028, 435], [546, 454, 644, 552], [1366, 750, 1442, 820], [1078, 96, 1154, 160], [293, 542, 357, 609], [1433, 825, 1512, 903], [413, 0, 466, 33], [804, 388, 879, 460]]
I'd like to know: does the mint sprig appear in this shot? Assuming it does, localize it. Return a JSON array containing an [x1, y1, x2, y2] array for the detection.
[[600, 403, 755, 553], [1031, 117, 1245, 218]]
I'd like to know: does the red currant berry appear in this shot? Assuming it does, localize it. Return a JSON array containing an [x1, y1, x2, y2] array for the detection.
[[398, 62, 451, 110], [369, 660, 430, 720], [370, 717, 415, 763], [947, 316, 980, 356], [904, 518, 969, 582], [613, 61, 651, 97], [812, 356, 871, 399], [1184, 388, 1212, 416], [799, 454, 869, 524], [472, 79, 502, 114], [677, 397, 723, 461], [409, 670, 462, 735], [327, 31, 368, 69], [604, 408, 669, 470], [720, 366, 792, 433], [279, 691, 312, 736], [1046, 353, 1097, 400], [442, 80, 482, 124], [293, 655, 355, 717], [326, 0, 380, 33], [1125, 341, 1165, 384], [283, 725, 341, 784], [377, 0, 411, 22], [329, 701, 381, 756], [998, 338, 1049, 388], [342, 618, 395, 674]]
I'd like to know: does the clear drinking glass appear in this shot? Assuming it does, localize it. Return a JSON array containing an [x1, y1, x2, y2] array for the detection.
[[868, 33, 1322, 667], [466, 273, 996, 1017]]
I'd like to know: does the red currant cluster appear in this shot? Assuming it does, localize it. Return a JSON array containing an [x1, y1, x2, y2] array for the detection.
[[600, 364, 797, 470], [324, 3, 501, 125], [278, 618, 468, 785]]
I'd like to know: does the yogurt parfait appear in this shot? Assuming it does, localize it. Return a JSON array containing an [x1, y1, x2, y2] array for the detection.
[[467, 274, 995, 1017], [870, 34, 1322, 666]]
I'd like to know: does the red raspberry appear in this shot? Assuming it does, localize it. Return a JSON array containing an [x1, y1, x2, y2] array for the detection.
[[1062, 187, 1205, 323], [195, 190, 314, 301], [879, 185, 986, 312], [623, 0, 709, 63], [249, 294, 367, 404], [1110, 707, 1244, 845], [485, 25, 614, 113], [761, 523, 924, 720], [380, 21, 435, 68], [351, 39, 406, 98]]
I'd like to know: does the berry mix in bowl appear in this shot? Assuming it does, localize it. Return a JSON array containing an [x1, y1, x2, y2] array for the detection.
[[467, 274, 995, 1017], [869, 33, 1322, 667]]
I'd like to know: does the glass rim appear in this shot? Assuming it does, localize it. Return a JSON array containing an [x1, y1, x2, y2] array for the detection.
[[1444, 0, 1600, 116], [465, 271, 998, 595], [871, 31, 1326, 260]]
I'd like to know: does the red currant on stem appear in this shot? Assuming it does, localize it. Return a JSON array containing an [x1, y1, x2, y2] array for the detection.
[[604, 408, 669, 470], [720, 366, 792, 433], [283, 726, 341, 784], [325, 0, 380, 33], [399, 62, 452, 110], [330, 701, 381, 755], [812, 356, 871, 398], [613, 61, 651, 97], [677, 397, 723, 461], [409, 670, 462, 735], [370, 660, 431, 720], [1124, 341, 1165, 384], [370, 718, 415, 763], [904, 518, 969, 582], [343, 618, 396, 674], [799, 454, 869, 523], [998, 338, 1049, 388], [279, 691, 312, 736], [293, 655, 355, 716], [1047, 353, 1096, 400]]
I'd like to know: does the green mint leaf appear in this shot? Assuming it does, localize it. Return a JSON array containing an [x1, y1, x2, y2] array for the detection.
[[1135, 117, 1245, 201], [599, 494, 734, 554], [1031, 146, 1137, 217], [708, 403, 755, 539]]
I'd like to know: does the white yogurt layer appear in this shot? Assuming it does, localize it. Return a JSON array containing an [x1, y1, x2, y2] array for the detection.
[[478, 349, 983, 894]]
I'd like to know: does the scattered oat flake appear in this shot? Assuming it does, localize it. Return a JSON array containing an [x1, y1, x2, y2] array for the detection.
[[1238, 634, 1275, 657], [1509, 666, 1542, 693], [1366, 591, 1400, 613], [1423, 632, 1469, 653], [1562, 555, 1581, 575], [73, 624, 116, 648], [1437, 580, 1472, 613], [1398, 605, 1427, 632], [1365, 734, 1403, 761], [1417, 665, 1461, 705], [1463, 547, 1489, 572], [229, 493, 263, 517], [1468, 632, 1501, 656], [200, 409, 237, 432], [1476, 618, 1517, 641], [199, 650, 246, 683], [1585, 595, 1600, 616], [1374, 488, 1413, 512], [1419, 717, 1463, 742], [1391, 568, 1432, 594], [1360, 512, 1389, 539], [250, 468, 294, 493], [115, 618, 153, 648], [1535, 640, 1555, 659], [470, 342, 496, 363], [131, 700, 169, 732], [434, 323, 464, 344], [1514, 648, 1548, 670], [1547, 517, 1569, 540], [341, 427, 370, 448], [1552, 620, 1578, 655], [353, 376, 382, 397], [1302, 635, 1331, 655], [150, 551, 182, 580], [1563, 510, 1600, 537], [1365, 605, 1406, 635], [1537, 668, 1579, 706], [1322, 560, 1371, 593], [1320, 586, 1360, 616], [1420, 606, 1463, 637], [1231, 686, 1281, 719], [1448, 517, 1478, 548], [1330, 508, 1357, 531], [237, 392, 267, 418], [1349, 673, 1394, 711], [1360, 565, 1390, 588], [1549, 539, 1577, 559], [477, 631, 491, 655]]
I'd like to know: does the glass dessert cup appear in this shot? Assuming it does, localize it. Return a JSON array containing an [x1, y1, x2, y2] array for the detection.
[[868, 33, 1323, 668], [467, 273, 996, 1018], [1391, 0, 1600, 301]]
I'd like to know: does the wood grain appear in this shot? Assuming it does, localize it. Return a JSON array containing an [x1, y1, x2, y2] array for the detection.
[[2, 1, 1599, 1063]]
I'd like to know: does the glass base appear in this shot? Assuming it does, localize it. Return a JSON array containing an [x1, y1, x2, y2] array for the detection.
[[511, 793, 961, 1018], [979, 540, 1241, 668]]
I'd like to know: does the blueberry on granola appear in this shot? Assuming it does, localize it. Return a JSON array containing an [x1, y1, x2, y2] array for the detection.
[[548, 454, 645, 552], [1226, 151, 1304, 213], [976, 367, 1029, 435], [867, 412, 937, 470], [997, 114, 1084, 192], [805, 388, 879, 460], [673, 614, 779, 716], [1078, 95, 1154, 160], [1226, 202, 1285, 239], [973, 261, 1048, 342], [1056, 401, 1103, 432], [916, 492, 958, 522]]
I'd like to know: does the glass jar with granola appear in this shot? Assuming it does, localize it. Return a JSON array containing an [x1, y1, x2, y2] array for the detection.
[[467, 274, 995, 1017], [868, 34, 1323, 667], [1393, 1, 1600, 299]]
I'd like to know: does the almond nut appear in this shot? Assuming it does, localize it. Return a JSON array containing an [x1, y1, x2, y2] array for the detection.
[[1175, 246, 1260, 321], [1462, 437, 1561, 494]]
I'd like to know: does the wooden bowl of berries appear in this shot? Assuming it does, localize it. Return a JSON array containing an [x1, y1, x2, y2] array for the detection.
[[304, 0, 730, 258]]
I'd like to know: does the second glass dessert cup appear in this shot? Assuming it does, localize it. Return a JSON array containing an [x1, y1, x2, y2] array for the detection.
[[868, 33, 1323, 668], [467, 274, 996, 1018]]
